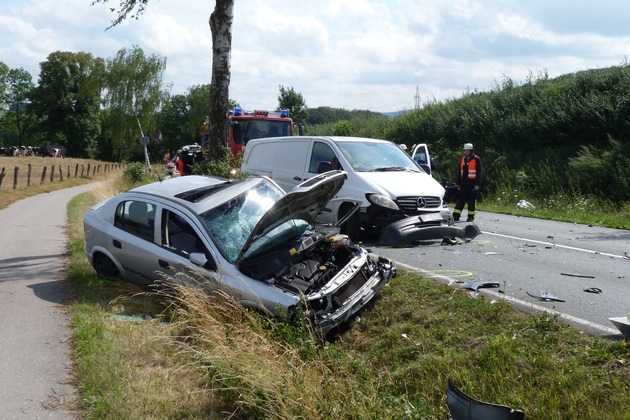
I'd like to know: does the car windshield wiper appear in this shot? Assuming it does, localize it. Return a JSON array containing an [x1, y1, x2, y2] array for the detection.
[[367, 166, 417, 172]]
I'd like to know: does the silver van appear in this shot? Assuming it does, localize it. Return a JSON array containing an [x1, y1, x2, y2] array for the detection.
[[240, 136, 473, 245]]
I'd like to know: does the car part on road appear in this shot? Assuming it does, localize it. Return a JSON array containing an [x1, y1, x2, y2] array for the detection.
[[460, 281, 501, 292], [526, 291, 565, 302], [379, 220, 481, 247], [608, 316, 630, 337]]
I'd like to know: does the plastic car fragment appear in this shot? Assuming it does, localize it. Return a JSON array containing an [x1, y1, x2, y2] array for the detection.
[[460, 281, 500, 291], [378, 218, 482, 247], [446, 378, 525, 420], [526, 291, 565, 302]]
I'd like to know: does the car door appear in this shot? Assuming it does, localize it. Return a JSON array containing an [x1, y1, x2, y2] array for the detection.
[[152, 206, 222, 289], [110, 198, 163, 289], [411, 143, 432, 176]]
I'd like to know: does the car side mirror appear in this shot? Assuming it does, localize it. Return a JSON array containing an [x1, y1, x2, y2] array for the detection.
[[189, 252, 208, 267]]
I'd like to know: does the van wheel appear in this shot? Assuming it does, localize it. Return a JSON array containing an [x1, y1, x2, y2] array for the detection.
[[339, 205, 361, 241]]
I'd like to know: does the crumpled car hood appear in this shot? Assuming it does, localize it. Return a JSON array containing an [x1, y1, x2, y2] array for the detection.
[[236, 170, 346, 263]]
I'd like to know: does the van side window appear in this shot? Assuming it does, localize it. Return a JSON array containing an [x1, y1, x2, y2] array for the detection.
[[161, 210, 217, 270], [114, 200, 156, 241], [309, 142, 337, 173]]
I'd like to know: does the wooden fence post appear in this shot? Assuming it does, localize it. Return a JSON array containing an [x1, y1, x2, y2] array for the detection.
[[13, 167, 19, 189], [40, 166, 47, 185], [0, 167, 6, 189], [75, 164, 79, 178], [59, 164, 63, 181], [27, 163, 32, 187], [67, 165, 70, 179], [81, 165, 85, 177], [50, 165, 55, 182]]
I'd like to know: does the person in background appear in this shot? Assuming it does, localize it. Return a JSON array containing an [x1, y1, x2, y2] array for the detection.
[[453, 143, 482, 222]]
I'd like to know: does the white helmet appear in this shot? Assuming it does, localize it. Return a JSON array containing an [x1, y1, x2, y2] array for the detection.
[[399, 144, 408, 151], [463, 143, 473, 150], [182, 146, 190, 152]]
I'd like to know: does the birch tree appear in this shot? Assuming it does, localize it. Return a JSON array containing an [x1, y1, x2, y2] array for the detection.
[[92, 0, 235, 160]]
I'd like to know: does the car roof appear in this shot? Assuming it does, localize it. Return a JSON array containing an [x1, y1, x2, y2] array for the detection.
[[248, 135, 394, 144], [126, 175, 267, 213]]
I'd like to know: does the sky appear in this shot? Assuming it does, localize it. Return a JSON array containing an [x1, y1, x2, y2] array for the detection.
[[1, 0, 630, 113]]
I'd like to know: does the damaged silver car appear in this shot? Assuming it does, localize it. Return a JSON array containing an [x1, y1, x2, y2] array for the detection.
[[83, 171, 396, 333]]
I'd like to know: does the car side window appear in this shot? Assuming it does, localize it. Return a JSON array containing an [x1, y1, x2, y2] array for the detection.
[[309, 142, 338, 173], [161, 210, 217, 269], [114, 200, 156, 241]]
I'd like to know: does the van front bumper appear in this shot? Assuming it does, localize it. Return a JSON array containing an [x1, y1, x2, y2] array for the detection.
[[378, 214, 481, 247]]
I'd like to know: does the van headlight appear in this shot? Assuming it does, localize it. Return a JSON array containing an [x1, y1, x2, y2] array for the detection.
[[366, 193, 399, 211]]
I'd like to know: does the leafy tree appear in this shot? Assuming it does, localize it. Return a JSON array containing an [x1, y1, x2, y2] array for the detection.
[[93, 0, 235, 161], [0, 61, 8, 103], [5, 68, 36, 145], [157, 93, 192, 157], [277, 85, 308, 127], [29, 51, 105, 157], [102, 46, 166, 162]]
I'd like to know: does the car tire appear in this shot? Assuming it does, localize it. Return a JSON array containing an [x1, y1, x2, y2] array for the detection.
[[93, 253, 120, 280]]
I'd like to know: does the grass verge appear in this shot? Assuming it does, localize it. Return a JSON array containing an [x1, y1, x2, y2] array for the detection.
[[65, 176, 630, 418]]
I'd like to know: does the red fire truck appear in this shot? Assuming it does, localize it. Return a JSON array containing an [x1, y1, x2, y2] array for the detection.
[[200, 108, 294, 156]]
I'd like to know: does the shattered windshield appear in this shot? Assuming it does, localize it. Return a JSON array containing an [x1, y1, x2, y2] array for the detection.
[[337, 141, 420, 172], [201, 179, 284, 263]]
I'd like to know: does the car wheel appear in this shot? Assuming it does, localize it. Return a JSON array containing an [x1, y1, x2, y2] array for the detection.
[[93, 253, 120, 280]]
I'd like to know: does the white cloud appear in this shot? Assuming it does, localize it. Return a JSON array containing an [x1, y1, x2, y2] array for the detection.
[[1, 0, 630, 112]]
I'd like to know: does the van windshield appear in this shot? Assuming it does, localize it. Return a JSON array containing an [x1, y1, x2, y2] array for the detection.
[[336, 141, 422, 172]]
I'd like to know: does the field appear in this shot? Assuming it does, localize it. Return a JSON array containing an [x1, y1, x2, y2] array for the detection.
[[0, 156, 122, 190], [0, 156, 124, 210]]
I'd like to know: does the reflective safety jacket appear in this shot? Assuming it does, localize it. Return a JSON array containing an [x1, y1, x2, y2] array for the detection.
[[458, 153, 482, 187]]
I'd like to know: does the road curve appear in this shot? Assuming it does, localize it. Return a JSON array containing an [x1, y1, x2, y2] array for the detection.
[[0, 184, 96, 419]]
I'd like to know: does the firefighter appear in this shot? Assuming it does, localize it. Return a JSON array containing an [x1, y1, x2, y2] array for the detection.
[[453, 143, 482, 222]]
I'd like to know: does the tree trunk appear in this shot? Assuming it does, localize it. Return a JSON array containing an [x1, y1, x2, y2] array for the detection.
[[208, 0, 234, 160]]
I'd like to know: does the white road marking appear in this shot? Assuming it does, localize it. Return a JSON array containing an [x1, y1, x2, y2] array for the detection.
[[396, 261, 620, 336], [482, 231, 626, 259]]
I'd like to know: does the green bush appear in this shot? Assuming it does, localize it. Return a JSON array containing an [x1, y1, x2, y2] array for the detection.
[[123, 162, 146, 183]]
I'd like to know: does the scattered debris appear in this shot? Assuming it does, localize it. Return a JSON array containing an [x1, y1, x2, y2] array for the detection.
[[561, 273, 595, 279], [401, 333, 409, 339], [461, 281, 501, 291], [446, 379, 525, 420], [527, 291, 565, 302], [547, 235, 554, 239], [517, 199, 536, 209], [608, 317, 630, 337], [484, 251, 502, 255], [441, 237, 458, 246], [583, 287, 602, 294]]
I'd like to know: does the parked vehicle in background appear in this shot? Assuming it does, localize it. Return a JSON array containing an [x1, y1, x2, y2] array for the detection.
[[199, 108, 293, 156], [83, 172, 396, 334], [240, 136, 470, 246]]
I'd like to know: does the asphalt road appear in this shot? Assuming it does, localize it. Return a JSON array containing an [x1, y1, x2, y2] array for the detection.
[[369, 211, 630, 337], [0, 184, 95, 420]]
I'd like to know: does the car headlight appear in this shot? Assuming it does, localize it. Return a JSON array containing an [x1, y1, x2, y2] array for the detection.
[[366, 193, 399, 211]]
